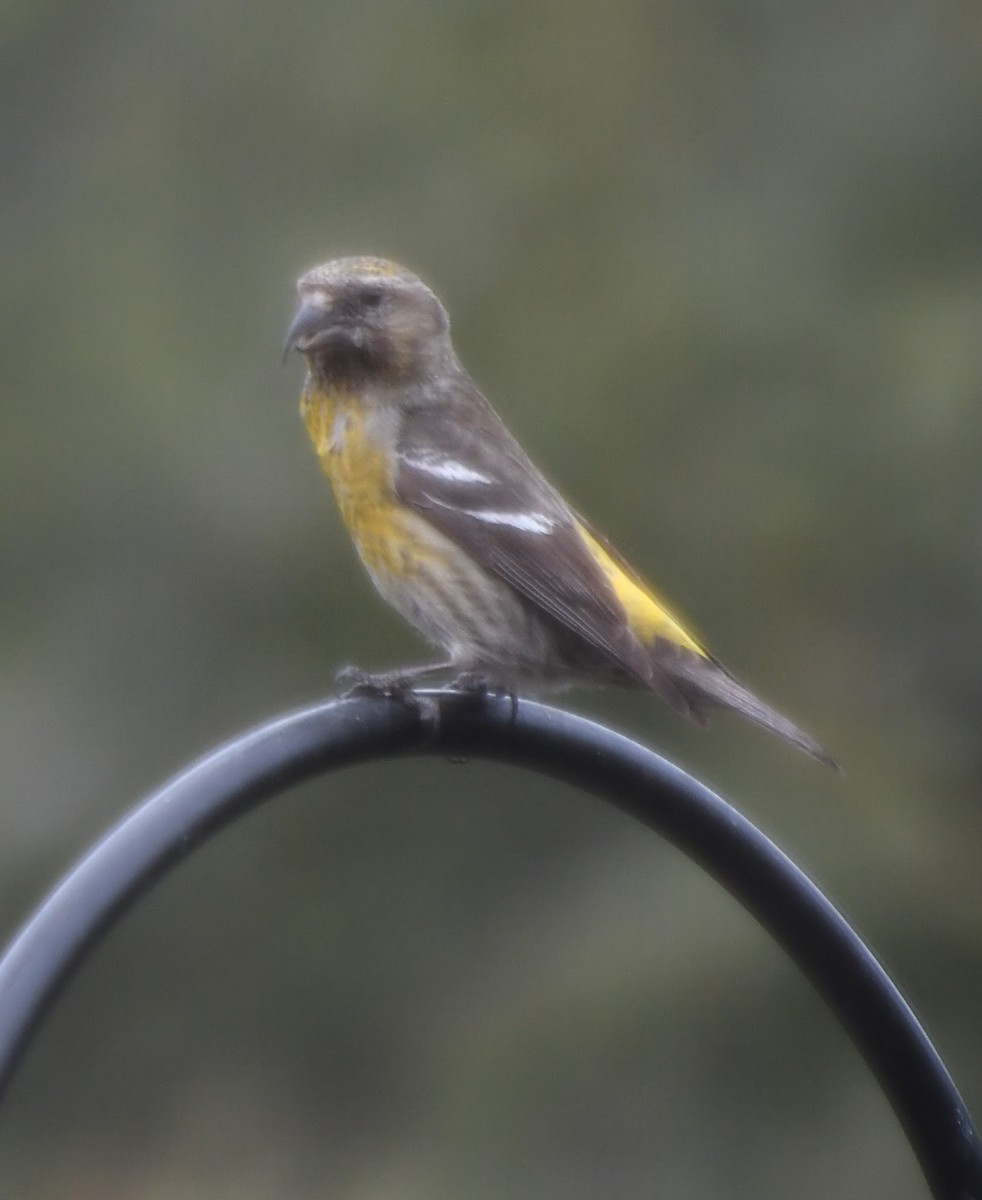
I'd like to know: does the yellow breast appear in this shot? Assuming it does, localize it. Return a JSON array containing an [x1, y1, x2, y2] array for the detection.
[[302, 386, 418, 578]]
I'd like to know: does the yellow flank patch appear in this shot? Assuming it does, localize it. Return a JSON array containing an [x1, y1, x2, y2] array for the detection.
[[302, 386, 423, 579], [576, 525, 708, 657]]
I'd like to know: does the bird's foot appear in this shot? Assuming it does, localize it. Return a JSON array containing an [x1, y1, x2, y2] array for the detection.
[[335, 665, 417, 698], [450, 671, 520, 724], [450, 670, 493, 695], [335, 664, 446, 738]]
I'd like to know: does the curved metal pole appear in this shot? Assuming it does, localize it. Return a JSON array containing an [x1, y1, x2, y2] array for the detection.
[[0, 693, 979, 1199]]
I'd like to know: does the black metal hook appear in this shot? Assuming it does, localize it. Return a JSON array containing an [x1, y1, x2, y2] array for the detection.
[[0, 692, 979, 1198]]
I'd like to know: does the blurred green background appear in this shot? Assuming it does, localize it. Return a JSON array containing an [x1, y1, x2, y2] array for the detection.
[[2, 2, 981, 1197]]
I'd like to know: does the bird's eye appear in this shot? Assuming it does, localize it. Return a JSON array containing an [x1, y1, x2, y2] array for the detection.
[[361, 287, 384, 310]]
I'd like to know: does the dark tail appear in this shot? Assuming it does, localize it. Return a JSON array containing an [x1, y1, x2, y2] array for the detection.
[[653, 641, 838, 769]]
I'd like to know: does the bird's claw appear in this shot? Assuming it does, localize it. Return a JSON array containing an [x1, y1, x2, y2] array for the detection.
[[450, 670, 491, 695], [335, 665, 414, 697], [450, 672, 519, 724], [335, 665, 441, 739]]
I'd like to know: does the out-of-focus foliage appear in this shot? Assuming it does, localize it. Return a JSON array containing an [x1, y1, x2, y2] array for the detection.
[[2, 2, 981, 1197]]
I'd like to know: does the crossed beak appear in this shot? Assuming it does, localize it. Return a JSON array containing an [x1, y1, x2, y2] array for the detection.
[[282, 300, 332, 364]]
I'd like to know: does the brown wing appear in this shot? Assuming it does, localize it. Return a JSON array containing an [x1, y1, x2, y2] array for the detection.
[[394, 375, 660, 690]]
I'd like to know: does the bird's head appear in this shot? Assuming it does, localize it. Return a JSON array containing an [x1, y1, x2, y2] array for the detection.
[[284, 257, 453, 386]]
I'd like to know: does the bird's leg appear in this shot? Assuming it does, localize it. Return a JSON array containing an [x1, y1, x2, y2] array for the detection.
[[335, 661, 454, 697], [336, 662, 457, 741]]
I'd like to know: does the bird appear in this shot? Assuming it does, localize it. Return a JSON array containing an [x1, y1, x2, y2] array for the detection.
[[284, 256, 835, 766]]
